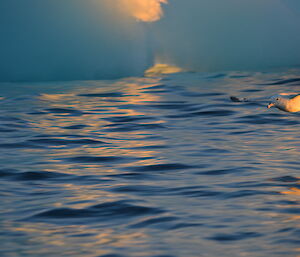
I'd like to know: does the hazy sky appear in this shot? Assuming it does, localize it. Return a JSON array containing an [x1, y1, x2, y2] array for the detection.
[[0, 0, 299, 82], [154, 0, 300, 71], [0, 0, 152, 82]]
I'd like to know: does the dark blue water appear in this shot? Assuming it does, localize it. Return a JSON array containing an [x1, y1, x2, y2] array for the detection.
[[1, 70, 300, 257]]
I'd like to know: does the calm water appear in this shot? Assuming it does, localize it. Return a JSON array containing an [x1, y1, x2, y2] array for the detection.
[[0, 70, 300, 257]]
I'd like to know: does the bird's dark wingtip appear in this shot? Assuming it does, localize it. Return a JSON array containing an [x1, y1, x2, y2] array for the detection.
[[230, 96, 248, 102], [230, 96, 241, 102]]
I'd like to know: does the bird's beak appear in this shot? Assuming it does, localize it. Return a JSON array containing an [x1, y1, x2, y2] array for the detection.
[[268, 103, 275, 109]]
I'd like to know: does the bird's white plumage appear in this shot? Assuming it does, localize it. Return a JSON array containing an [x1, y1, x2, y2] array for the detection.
[[268, 94, 300, 112]]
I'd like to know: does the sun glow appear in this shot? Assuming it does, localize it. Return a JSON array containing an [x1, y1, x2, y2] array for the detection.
[[119, 0, 168, 22], [145, 63, 183, 77]]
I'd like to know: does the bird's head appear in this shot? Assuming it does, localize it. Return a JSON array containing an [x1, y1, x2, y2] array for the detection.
[[267, 95, 288, 111]]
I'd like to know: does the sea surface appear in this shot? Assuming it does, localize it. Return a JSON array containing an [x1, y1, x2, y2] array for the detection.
[[0, 69, 300, 257]]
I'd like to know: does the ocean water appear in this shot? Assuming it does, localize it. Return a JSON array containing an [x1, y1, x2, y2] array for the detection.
[[0, 69, 300, 257]]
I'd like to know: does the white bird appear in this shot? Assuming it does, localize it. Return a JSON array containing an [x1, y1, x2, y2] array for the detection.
[[268, 94, 300, 112], [231, 93, 300, 112]]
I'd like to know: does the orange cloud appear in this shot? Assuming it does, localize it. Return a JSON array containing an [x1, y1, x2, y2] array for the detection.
[[119, 0, 168, 22]]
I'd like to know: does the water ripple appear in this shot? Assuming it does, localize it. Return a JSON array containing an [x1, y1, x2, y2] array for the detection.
[[263, 77, 300, 85], [128, 163, 195, 172], [2, 71, 300, 257], [28, 138, 108, 146], [29, 200, 165, 224], [66, 156, 127, 163], [208, 231, 262, 242]]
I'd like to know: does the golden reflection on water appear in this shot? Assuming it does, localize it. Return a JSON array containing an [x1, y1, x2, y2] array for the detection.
[[51, 183, 124, 209], [8, 84, 165, 255], [32, 78, 163, 135], [10, 222, 148, 256], [145, 63, 184, 77], [5, 79, 164, 256], [281, 187, 300, 197], [21, 78, 167, 206], [38, 94, 76, 101]]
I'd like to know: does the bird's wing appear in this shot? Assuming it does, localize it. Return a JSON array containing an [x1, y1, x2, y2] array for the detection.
[[230, 95, 271, 102], [230, 95, 268, 107], [290, 94, 300, 101]]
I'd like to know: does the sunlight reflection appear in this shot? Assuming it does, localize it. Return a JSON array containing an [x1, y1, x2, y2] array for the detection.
[[10, 222, 148, 256], [38, 94, 76, 101], [52, 183, 124, 209], [145, 63, 184, 77], [25, 78, 167, 175], [281, 186, 300, 197], [119, 0, 168, 22]]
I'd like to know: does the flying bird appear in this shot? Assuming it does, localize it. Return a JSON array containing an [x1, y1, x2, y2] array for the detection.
[[268, 94, 300, 112], [230, 93, 300, 112]]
